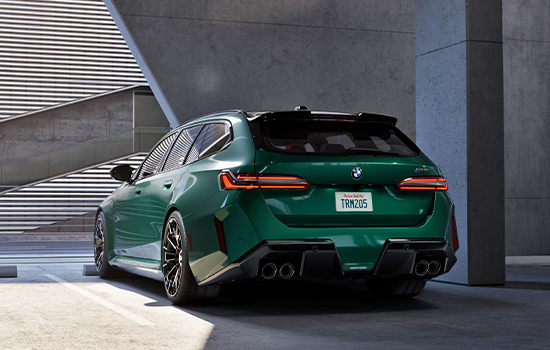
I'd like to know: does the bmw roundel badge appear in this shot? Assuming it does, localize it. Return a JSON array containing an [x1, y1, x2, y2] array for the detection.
[[351, 167, 363, 180]]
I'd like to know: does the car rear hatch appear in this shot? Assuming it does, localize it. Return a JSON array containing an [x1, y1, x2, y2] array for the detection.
[[246, 111, 444, 227]]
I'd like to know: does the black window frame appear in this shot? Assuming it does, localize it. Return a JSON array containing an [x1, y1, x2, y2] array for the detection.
[[181, 120, 233, 166], [132, 119, 233, 182], [161, 124, 204, 173], [133, 131, 179, 182]]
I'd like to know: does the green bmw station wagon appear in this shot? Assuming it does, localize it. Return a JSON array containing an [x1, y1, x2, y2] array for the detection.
[[95, 107, 458, 304]]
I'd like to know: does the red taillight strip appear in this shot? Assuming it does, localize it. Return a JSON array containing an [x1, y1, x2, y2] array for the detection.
[[215, 218, 227, 253], [452, 216, 459, 250], [397, 176, 448, 191], [219, 173, 259, 190], [219, 169, 310, 190]]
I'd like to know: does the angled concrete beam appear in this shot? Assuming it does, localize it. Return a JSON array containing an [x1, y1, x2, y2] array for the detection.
[[104, 0, 180, 128]]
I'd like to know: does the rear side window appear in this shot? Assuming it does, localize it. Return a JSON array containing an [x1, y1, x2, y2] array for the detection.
[[186, 122, 231, 164], [136, 132, 177, 180], [163, 125, 202, 172], [256, 120, 418, 157]]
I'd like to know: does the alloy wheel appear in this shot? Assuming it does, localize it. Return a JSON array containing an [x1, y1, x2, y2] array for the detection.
[[94, 216, 104, 272], [163, 217, 183, 297]]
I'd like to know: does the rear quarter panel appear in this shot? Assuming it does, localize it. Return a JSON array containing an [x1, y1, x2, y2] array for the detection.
[[171, 114, 257, 280]]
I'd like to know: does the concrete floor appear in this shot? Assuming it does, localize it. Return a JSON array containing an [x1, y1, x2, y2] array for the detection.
[[1, 264, 549, 349]]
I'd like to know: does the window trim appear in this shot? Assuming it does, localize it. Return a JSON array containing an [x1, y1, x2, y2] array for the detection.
[[182, 120, 233, 166], [132, 129, 179, 182], [132, 119, 234, 181], [160, 124, 204, 173]]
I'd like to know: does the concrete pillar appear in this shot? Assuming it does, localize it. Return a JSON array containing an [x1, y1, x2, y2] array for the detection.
[[416, 1, 505, 285], [504, 1, 550, 257]]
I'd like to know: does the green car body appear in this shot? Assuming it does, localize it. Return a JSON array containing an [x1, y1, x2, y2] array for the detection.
[[95, 109, 458, 303]]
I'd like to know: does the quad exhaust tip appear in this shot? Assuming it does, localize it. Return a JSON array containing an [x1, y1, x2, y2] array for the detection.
[[261, 263, 277, 279], [414, 260, 442, 277], [428, 260, 441, 275], [278, 263, 295, 279], [261, 262, 295, 279], [414, 260, 429, 276]]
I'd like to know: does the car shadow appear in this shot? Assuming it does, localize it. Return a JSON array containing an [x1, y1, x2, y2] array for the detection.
[[204, 279, 438, 315], [107, 275, 440, 316]]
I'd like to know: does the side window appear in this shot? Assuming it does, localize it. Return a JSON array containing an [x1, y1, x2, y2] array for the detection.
[[198, 123, 231, 158], [185, 122, 231, 164], [136, 132, 177, 180], [185, 124, 209, 164], [163, 125, 202, 172]]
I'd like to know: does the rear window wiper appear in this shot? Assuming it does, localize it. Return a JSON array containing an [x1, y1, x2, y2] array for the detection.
[[347, 148, 400, 156]]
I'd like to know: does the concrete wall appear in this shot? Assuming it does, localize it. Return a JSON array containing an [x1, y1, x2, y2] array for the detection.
[[0, 89, 135, 166], [504, 1, 550, 256], [0, 87, 170, 187], [106, 0, 417, 138], [134, 91, 171, 128]]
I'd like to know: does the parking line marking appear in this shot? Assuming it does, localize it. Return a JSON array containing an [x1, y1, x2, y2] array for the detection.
[[44, 274, 155, 326]]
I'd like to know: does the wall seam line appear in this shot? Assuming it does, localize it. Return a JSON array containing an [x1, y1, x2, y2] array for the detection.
[[416, 40, 466, 58], [118, 13, 415, 35]]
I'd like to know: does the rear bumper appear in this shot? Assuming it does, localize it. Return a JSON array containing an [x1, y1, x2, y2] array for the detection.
[[198, 238, 456, 286], [369, 239, 457, 278], [198, 240, 343, 286]]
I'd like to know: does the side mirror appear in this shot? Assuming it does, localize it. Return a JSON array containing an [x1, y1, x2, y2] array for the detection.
[[110, 164, 134, 182]]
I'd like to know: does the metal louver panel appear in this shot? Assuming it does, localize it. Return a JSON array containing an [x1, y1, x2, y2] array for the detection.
[[0, 0, 147, 121]]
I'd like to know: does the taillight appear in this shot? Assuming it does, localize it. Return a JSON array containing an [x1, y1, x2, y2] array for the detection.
[[219, 169, 310, 190], [397, 176, 448, 191]]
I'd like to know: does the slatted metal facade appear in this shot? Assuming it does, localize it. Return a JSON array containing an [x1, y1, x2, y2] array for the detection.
[[0, 0, 147, 120]]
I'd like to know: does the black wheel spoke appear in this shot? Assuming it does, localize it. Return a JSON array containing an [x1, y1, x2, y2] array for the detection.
[[162, 217, 184, 298], [94, 216, 105, 272], [166, 235, 178, 251]]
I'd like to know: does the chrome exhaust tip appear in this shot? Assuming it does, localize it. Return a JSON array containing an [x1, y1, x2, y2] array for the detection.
[[428, 260, 441, 275], [414, 260, 429, 276], [278, 263, 295, 279], [261, 263, 277, 279]]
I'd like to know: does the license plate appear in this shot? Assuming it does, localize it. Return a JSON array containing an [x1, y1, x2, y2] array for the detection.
[[335, 192, 373, 212]]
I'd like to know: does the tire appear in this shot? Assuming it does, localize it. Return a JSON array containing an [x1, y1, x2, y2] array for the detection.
[[365, 278, 426, 298], [94, 211, 119, 278], [162, 211, 220, 305]]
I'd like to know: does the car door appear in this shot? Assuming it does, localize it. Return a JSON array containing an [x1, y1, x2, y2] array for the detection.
[[113, 132, 177, 258], [139, 125, 203, 261]]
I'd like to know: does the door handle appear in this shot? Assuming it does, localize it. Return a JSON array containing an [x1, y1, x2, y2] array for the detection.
[[135, 189, 142, 195], [163, 180, 173, 189]]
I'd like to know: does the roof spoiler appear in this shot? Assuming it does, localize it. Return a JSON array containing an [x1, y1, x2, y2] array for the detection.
[[246, 110, 311, 121], [246, 110, 398, 126], [357, 112, 397, 126]]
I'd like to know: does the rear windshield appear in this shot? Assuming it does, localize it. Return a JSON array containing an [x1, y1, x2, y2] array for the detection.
[[251, 119, 419, 157]]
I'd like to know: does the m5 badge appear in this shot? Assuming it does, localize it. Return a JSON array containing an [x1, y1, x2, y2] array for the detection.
[[415, 168, 429, 174]]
